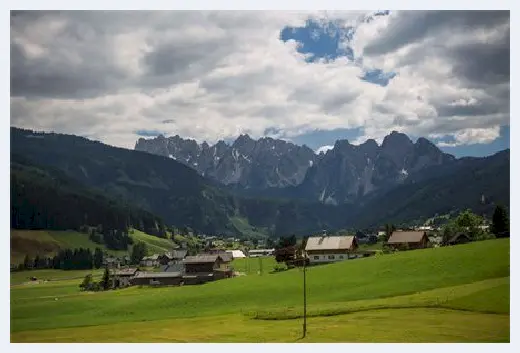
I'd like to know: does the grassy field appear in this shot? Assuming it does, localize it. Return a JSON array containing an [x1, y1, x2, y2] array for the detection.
[[11, 228, 175, 264], [10, 238, 510, 343]]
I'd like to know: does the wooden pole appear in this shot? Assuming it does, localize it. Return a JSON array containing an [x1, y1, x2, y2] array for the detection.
[[302, 256, 307, 338]]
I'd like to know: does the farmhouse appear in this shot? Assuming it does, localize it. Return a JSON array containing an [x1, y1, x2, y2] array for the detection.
[[444, 233, 471, 246], [140, 254, 160, 267], [183, 254, 230, 273], [305, 235, 358, 264], [132, 271, 183, 286], [386, 231, 430, 250], [111, 268, 139, 288], [183, 254, 233, 283]]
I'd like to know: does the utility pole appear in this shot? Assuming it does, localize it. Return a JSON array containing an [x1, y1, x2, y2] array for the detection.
[[302, 255, 307, 338]]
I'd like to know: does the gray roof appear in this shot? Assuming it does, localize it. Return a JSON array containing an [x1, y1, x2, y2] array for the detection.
[[305, 236, 356, 251], [161, 264, 184, 272], [184, 255, 220, 264], [182, 272, 214, 278], [134, 271, 182, 279], [113, 268, 138, 276], [142, 254, 160, 261], [387, 231, 427, 244]]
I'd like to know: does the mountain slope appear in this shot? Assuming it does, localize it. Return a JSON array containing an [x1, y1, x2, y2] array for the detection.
[[11, 128, 239, 235], [351, 149, 510, 227]]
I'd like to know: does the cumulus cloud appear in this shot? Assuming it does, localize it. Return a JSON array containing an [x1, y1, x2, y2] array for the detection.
[[10, 10, 509, 149], [315, 145, 334, 154]]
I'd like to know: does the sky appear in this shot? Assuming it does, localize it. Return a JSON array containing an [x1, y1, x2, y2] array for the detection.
[[10, 10, 510, 158]]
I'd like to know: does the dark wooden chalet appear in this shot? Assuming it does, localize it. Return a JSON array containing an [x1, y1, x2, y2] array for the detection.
[[444, 233, 471, 246]]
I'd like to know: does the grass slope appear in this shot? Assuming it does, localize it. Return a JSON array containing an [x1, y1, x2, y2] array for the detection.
[[230, 216, 269, 238], [10, 239, 510, 342], [128, 229, 173, 255], [11, 228, 174, 264]]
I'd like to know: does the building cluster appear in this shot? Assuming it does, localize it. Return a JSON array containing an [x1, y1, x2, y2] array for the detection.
[[109, 249, 235, 289]]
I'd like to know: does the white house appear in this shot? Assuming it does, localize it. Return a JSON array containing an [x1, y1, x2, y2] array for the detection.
[[305, 235, 359, 264]]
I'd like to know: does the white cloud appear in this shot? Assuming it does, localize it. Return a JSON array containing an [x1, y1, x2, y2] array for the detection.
[[10, 11, 509, 149], [315, 145, 334, 154]]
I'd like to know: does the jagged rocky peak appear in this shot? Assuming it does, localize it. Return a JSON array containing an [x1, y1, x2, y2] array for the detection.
[[332, 139, 352, 153], [382, 131, 413, 149]]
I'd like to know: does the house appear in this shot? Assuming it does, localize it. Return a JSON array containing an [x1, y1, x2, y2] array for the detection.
[[182, 254, 233, 284], [140, 254, 160, 267], [386, 231, 430, 250], [132, 271, 183, 286], [227, 249, 246, 259], [305, 235, 358, 264], [111, 268, 139, 288], [183, 254, 230, 273], [444, 233, 471, 246]]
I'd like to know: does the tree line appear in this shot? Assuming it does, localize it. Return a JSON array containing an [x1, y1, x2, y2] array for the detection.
[[17, 247, 105, 271]]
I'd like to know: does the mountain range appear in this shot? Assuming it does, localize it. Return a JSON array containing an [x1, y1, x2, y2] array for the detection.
[[11, 127, 509, 238], [135, 131, 457, 204]]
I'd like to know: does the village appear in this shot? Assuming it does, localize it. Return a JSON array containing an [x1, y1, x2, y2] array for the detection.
[[102, 224, 481, 290]]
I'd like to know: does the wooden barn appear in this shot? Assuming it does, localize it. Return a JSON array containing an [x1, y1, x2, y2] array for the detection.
[[386, 231, 430, 250]]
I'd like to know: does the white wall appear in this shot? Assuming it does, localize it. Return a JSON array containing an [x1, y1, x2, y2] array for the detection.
[[307, 253, 352, 264]]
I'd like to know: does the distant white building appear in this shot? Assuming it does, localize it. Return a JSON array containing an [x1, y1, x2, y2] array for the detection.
[[248, 249, 275, 257], [227, 250, 246, 259]]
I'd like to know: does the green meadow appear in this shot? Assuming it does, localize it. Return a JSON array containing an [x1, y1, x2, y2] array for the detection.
[[10, 239, 510, 343]]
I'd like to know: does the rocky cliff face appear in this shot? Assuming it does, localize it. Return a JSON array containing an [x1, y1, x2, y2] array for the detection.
[[299, 131, 456, 204], [135, 131, 456, 203], [135, 134, 317, 189]]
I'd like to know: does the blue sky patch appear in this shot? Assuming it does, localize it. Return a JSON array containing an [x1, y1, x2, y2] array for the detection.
[[361, 69, 397, 87], [291, 127, 364, 150], [135, 129, 164, 137], [280, 19, 355, 63], [280, 15, 396, 87]]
